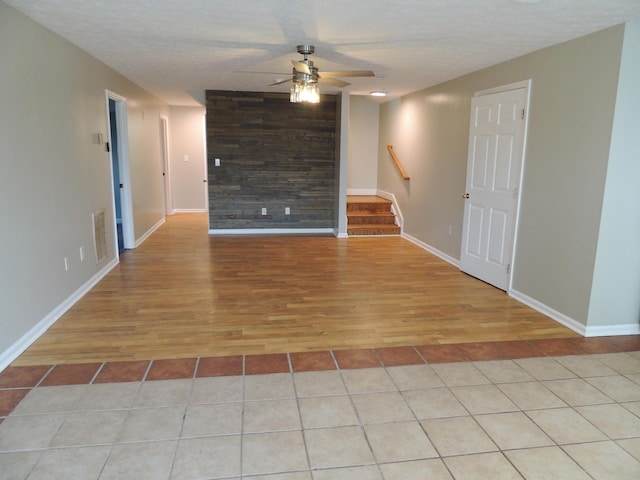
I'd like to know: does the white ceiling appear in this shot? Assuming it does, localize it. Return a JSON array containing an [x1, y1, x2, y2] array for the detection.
[[6, 0, 640, 106]]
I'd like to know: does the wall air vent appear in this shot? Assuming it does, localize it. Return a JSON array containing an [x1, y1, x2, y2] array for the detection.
[[92, 209, 108, 264]]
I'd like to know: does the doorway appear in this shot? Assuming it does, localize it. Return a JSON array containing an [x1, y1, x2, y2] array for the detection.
[[460, 81, 531, 291], [109, 99, 124, 253], [106, 91, 134, 256]]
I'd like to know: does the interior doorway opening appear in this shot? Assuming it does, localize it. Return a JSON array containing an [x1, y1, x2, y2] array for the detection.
[[109, 99, 124, 253], [106, 90, 134, 256]]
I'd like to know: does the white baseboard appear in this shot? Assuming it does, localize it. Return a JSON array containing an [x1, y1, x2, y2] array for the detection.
[[509, 290, 640, 337], [209, 228, 335, 236], [0, 258, 119, 372], [173, 208, 207, 213], [376, 190, 404, 230], [402, 232, 461, 268], [134, 217, 165, 248], [509, 289, 587, 336], [584, 323, 640, 337]]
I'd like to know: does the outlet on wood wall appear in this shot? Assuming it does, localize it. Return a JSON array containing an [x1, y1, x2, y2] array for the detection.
[[206, 90, 338, 230]]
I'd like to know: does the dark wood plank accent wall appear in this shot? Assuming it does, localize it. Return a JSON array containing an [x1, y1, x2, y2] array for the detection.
[[206, 90, 338, 230]]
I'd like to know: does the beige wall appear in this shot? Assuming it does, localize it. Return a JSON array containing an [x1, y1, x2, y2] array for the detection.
[[378, 87, 470, 256], [0, 2, 169, 364], [169, 106, 207, 211], [378, 25, 629, 330], [347, 96, 379, 192]]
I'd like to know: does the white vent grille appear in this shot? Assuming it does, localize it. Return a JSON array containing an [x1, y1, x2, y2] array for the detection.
[[92, 209, 107, 264]]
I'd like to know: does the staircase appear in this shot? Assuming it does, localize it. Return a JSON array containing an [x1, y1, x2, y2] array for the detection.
[[347, 195, 401, 236]]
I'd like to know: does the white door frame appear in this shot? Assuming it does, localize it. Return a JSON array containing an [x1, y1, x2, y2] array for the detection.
[[105, 90, 135, 253], [159, 115, 173, 215], [465, 79, 532, 292], [202, 113, 209, 212]]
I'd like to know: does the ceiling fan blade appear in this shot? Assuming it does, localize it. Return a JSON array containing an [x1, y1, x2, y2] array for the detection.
[[320, 70, 375, 78], [319, 77, 350, 88], [292, 60, 311, 75], [269, 78, 292, 86], [236, 70, 290, 75]]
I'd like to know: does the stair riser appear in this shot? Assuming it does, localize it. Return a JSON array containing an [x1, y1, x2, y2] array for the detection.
[[348, 227, 401, 235], [348, 216, 397, 225]]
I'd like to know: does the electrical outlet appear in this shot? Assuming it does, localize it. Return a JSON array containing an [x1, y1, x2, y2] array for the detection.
[[285, 207, 290, 215], [215, 158, 221, 167], [261, 207, 267, 215]]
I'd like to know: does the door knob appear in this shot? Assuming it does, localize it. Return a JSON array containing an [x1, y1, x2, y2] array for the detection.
[[463, 193, 470, 199]]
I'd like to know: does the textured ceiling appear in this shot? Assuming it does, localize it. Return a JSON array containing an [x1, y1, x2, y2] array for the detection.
[[6, 0, 640, 106]]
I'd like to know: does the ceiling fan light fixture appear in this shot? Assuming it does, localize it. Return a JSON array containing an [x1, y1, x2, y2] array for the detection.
[[290, 81, 320, 104]]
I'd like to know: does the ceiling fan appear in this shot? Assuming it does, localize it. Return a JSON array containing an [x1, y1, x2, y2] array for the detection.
[[271, 44, 375, 88], [271, 44, 374, 103]]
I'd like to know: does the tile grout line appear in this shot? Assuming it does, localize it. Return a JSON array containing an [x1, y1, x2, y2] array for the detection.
[[238, 354, 248, 476], [167, 357, 201, 478], [140, 359, 153, 383], [34, 365, 57, 388], [289, 352, 313, 479], [89, 362, 105, 385]]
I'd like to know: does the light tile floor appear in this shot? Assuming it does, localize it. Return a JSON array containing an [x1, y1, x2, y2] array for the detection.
[[2, 351, 640, 479]]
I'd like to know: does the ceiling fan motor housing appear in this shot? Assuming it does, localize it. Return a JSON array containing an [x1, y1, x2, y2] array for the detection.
[[296, 44, 315, 56], [292, 69, 318, 84]]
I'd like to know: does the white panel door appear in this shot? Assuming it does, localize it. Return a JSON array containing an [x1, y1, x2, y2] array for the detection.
[[460, 87, 527, 290]]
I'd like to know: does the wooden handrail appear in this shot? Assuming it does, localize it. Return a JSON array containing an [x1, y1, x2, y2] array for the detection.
[[386, 145, 410, 180]]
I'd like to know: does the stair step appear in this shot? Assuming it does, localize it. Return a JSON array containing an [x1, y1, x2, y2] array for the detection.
[[348, 224, 401, 236], [346, 196, 400, 236], [347, 195, 393, 214]]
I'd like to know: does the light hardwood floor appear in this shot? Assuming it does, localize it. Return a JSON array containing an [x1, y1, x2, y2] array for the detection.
[[14, 213, 577, 366]]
